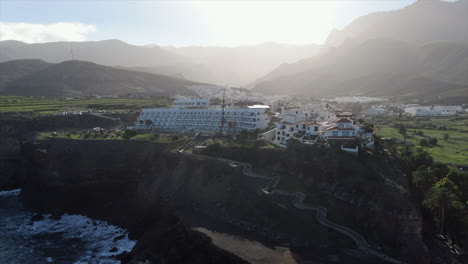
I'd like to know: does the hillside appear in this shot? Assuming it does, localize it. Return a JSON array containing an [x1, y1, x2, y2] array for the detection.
[[0, 59, 51, 91], [252, 0, 468, 100], [0, 39, 182, 67], [0, 40, 320, 87], [1, 60, 199, 97], [324, 0, 468, 49]]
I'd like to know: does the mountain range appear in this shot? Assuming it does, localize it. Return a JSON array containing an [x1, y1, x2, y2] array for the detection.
[[0, 60, 199, 97], [251, 0, 468, 101], [1, 0, 466, 100], [0, 40, 319, 87]]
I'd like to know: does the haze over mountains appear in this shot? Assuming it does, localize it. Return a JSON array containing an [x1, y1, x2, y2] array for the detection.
[[0, 40, 319, 87], [0, 0, 466, 100], [0, 60, 198, 97], [252, 0, 468, 100]]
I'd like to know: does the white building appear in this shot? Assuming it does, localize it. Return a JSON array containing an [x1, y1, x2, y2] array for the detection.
[[281, 108, 311, 123], [405, 105, 462, 116], [134, 99, 270, 134], [323, 117, 363, 143]]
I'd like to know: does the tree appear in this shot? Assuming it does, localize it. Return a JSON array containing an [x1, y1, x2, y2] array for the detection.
[[429, 138, 438, 146], [419, 139, 430, 147], [122, 129, 136, 140], [412, 166, 436, 198], [145, 119, 153, 128], [396, 123, 407, 143], [423, 178, 464, 234], [443, 133, 449, 141], [407, 148, 433, 171]]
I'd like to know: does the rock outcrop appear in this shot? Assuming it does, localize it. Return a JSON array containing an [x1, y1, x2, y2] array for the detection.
[[19, 138, 250, 264]]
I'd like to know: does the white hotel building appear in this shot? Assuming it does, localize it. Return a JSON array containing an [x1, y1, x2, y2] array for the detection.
[[134, 99, 270, 133]]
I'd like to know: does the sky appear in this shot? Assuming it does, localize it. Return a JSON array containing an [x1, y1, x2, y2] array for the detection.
[[0, 0, 418, 46]]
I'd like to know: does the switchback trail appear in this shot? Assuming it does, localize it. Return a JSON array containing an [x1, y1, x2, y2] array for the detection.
[[177, 143, 406, 264]]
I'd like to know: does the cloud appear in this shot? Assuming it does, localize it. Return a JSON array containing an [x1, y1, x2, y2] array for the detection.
[[0, 22, 97, 43]]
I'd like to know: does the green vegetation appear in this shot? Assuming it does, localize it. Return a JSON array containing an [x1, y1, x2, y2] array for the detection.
[[374, 115, 468, 164], [381, 139, 468, 249], [36, 130, 190, 143], [36, 130, 121, 140], [0, 95, 171, 115]]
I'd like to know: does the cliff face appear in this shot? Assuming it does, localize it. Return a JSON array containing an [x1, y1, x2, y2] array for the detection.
[[202, 144, 429, 263], [20, 139, 250, 264], [0, 115, 120, 191], [0, 117, 32, 190]]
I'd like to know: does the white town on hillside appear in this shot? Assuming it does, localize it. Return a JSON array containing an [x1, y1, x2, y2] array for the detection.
[[130, 89, 467, 153]]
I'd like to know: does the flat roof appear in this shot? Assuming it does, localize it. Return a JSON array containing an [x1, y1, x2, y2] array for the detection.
[[247, 105, 270, 109]]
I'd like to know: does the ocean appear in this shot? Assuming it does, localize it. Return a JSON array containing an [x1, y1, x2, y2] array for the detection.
[[0, 189, 136, 264]]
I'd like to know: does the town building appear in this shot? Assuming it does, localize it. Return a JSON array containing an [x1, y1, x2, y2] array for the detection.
[[134, 99, 270, 134], [404, 105, 463, 116], [271, 112, 373, 151], [323, 117, 363, 143]]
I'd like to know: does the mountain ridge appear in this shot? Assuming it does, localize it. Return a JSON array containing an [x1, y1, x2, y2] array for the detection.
[[0, 60, 200, 97]]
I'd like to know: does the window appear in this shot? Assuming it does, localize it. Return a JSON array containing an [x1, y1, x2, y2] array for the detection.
[[332, 131, 338, 136], [314, 126, 318, 131], [342, 131, 349, 136]]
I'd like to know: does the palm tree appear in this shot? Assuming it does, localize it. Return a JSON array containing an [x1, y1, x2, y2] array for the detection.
[[423, 178, 463, 234], [145, 119, 153, 129]]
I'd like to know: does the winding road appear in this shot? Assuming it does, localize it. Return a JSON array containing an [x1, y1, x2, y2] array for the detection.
[[178, 143, 406, 264]]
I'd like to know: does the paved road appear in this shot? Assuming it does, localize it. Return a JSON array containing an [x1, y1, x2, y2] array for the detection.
[[177, 143, 406, 264]]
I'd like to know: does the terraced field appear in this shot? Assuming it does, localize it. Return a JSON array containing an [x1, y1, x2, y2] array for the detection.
[[374, 115, 468, 164], [0, 95, 171, 115]]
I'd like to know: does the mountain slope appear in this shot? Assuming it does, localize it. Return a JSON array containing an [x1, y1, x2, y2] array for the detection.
[[252, 0, 468, 100], [2, 60, 199, 97], [252, 39, 468, 99], [0, 59, 51, 91], [0, 40, 321, 87], [324, 0, 468, 49], [0, 39, 182, 67]]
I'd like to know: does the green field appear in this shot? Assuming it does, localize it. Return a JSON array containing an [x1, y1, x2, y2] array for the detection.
[[0, 95, 171, 115], [36, 130, 191, 144], [373, 115, 468, 164]]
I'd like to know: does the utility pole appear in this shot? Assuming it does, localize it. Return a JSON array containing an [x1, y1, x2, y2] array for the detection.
[[220, 88, 226, 134], [68, 43, 75, 60]]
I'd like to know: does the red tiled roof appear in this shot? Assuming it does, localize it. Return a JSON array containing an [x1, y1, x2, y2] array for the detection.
[[335, 117, 353, 123], [280, 122, 295, 126]]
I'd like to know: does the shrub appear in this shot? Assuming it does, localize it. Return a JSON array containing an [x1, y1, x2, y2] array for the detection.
[[419, 139, 430, 147], [429, 138, 438, 146], [122, 129, 136, 139]]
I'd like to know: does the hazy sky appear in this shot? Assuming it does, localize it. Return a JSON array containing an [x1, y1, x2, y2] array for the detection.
[[0, 0, 418, 46]]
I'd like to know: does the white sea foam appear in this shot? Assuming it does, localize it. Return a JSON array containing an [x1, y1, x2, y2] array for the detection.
[[4, 212, 135, 263], [0, 189, 21, 197]]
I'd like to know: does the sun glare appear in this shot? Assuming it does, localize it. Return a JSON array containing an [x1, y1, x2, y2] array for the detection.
[[191, 1, 339, 46]]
